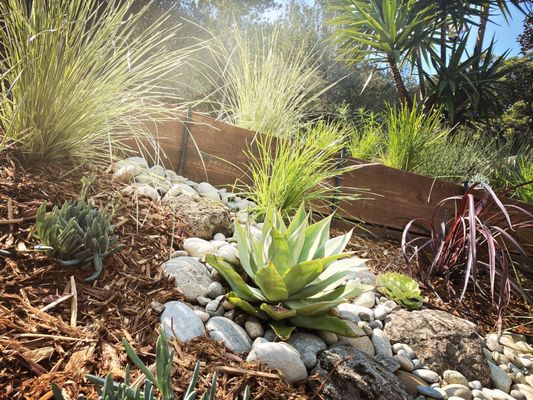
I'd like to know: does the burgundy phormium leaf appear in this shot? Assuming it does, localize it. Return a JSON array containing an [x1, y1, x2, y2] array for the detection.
[[402, 183, 533, 328]]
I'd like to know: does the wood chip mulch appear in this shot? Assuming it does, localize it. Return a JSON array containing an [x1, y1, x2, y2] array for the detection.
[[0, 151, 308, 400]]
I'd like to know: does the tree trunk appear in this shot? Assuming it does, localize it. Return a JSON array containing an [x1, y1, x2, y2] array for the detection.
[[440, 8, 447, 64], [473, 3, 490, 68], [415, 47, 426, 99], [387, 54, 412, 109]]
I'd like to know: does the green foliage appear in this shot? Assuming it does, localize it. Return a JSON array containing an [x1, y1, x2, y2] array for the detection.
[[239, 120, 363, 221], [210, 25, 332, 136], [376, 272, 424, 309], [381, 102, 448, 172], [51, 329, 247, 400], [206, 204, 373, 340], [348, 110, 384, 161], [0, 0, 193, 163], [35, 192, 121, 282]]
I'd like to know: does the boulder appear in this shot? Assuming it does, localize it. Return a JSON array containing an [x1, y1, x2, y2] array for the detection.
[[163, 193, 232, 240], [308, 345, 413, 400], [384, 309, 490, 386]]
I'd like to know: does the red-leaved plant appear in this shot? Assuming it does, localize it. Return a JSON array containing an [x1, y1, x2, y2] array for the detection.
[[402, 183, 533, 327]]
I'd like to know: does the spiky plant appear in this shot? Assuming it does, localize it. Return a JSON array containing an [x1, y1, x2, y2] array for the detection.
[[35, 198, 121, 282], [376, 272, 424, 309], [207, 204, 373, 340]]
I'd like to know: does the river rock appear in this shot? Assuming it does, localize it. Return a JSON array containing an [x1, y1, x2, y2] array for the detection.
[[385, 309, 491, 386], [354, 291, 376, 308], [412, 369, 440, 383], [216, 244, 239, 265], [244, 317, 264, 340], [288, 332, 327, 369], [163, 193, 232, 240], [161, 257, 213, 301], [372, 328, 393, 357], [488, 363, 512, 393], [395, 370, 427, 395], [160, 301, 205, 341], [338, 321, 375, 356], [395, 354, 415, 371], [166, 183, 198, 198], [183, 238, 216, 258], [442, 384, 473, 400], [309, 345, 413, 400], [338, 303, 374, 322], [417, 385, 444, 399], [247, 342, 307, 383], [444, 370, 470, 387], [196, 182, 220, 201], [206, 317, 252, 354]]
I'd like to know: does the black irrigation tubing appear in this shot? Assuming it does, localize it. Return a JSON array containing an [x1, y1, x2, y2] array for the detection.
[[178, 107, 192, 176]]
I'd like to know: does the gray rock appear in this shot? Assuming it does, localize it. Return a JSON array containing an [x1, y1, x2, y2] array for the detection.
[[244, 317, 264, 340], [150, 164, 166, 177], [372, 328, 393, 357], [194, 310, 210, 323], [374, 353, 401, 372], [247, 342, 308, 383], [213, 233, 226, 241], [369, 320, 384, 330], [161, 257, 213, 301], [412, 369, 440, 384], [338, 303, 374, 322], [511, 390, 527, 400], [442, 384, 473, 400], [373, 305, 388, 321], [309, 345, 413, 400], [385, 309, 491, 386], [216, 245, 239, 265], [183, 238, 216, 259], [196, 296, 210, 306], [166, 183, 198, 198], [130, 183, 160, 201], [207, 281, 225, 299], [353, 291, 376, 308], [417, 385, 444, 399], [163, 193, 232, 240], [206, 317, 252, 354], [469, 381, 482, 390], [224, 309, 235, 320], [288, 332, 327, 369], [482, 388, 515, 400], [472, 389, 491, 400], [197, 182, 220, 201], [337, 321, 375, 356], [160, 301, 205, 341], [412, 359, 422, 369], [489, 363, 512, 393], [205, 299, 224, 317], [395, 354, 415, 372], [165, 170, 187, 184], [263, 329, 277, 342], [444, 370, 470, 387], [318, 330, 338, 346], [170, 250, 188, 258]]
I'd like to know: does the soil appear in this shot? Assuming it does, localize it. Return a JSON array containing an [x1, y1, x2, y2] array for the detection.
[[1, 149, 531, 399]]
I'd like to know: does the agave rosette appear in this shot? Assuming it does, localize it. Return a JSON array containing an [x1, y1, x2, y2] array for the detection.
[[376, 272, 424, 310], [206, 204, 373, 339]]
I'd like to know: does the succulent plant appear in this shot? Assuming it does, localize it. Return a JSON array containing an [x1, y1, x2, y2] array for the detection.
[[35, 199, 122, 281], [52, 329, 250, 400], [206, 203, 373, 339], [376, 272, 424, 310]]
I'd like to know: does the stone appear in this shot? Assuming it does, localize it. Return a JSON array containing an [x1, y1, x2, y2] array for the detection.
[[130, 183, 160, 202], [244, 317, 264, 340], [318, 330, 338, 346], [207, 281, 225, 299], [369, 320, 384, 330], [359, 321, 373, 336], [353, 291, 376, 308], [374, 353, 401, 372], [171, 250, 188, 258], [338, 303, 374, 322], [412, 369, 440, 384], [113, 157, 147, 181], [412, 359, 422, 369], [472, 389, 491, 400], [183, 238, 216, 259], [513, 385, 533, 400], [487, 335, 504, 353], [160, 301, 205, 341], [373, 305, 388, 321], [489, 363, 512, 393], [213, 233, 226, 241], [444, 370, 470, 387], [163, 193, 232, 240], [395, 370, 429, 395], [216, 245, 239, 265], [309, 345, 413, 400], [395, 354, 415, 372], [392, 343, 416, 358], [417, 385, 444, 399], [442, 384, 473, 400], [337, 321, 375, 356], [206, 317, 252, 354], [196, 296, 210, 306], [221, 300, 235, 310], [205, 299, 224, 317], [196, 182, 221, 201], [385, 309, 491, 386], [166, 183, 198, 198], [511, 390, 527, 400], [150, 164, 166, 177], [288, 333, 327, 369], [263, 329, 277, 342], [161, 257, 213, 301], [372, 328, 393, 357], [247, 342, 307, 384], [482, 388, 515, 400], [194, 310, 210, 323]]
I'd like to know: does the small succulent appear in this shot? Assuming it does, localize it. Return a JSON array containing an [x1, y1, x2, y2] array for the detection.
[[52, 329, 249, 400], [35, 199, 121, 281], [206, 203, 373, 340], [376, 272, 424, 309]]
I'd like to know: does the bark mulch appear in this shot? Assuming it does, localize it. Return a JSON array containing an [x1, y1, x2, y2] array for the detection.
[[0, 152, 308, 400]]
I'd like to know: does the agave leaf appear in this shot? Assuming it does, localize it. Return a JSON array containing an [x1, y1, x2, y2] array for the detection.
[[299, 215, 332, 262], [226, 292, 268, 319], [254, 261, 289, 302], [321, 230, 353, 257], [286, 219, 307, 266], [290, 315, 355, 337], [269, 227, 290, 274], [234, 222, 255, 278], [260, 303, 297, 320], [270, 321, 296, 340], [206, 255, 264, 302], [285, 203, 307, 237]]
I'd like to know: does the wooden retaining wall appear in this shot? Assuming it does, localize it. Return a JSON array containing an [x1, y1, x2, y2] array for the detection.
[[132, 110, 533, 252]]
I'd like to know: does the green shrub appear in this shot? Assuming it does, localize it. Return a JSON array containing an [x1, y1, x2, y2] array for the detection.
[[0, 0, 193, 164], [376, 272, 424, 309], [51, 329, 246, 400], [210, 25, 333, 136], [35, 197, 121, 282], [239, 120, 363, 221], [381, 102, 448, 172], [348, 111, 384, 161], [206, 204, 373, 340]]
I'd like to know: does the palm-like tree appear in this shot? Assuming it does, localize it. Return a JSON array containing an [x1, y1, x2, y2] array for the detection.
[[329, 0, 434, 108]]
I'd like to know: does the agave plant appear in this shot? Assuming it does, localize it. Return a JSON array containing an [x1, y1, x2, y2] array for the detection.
[[35, 199, 122, 281], [376, 272, 424, 309], [51, 329, 246, 400], [206, 204, 373, 339]]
